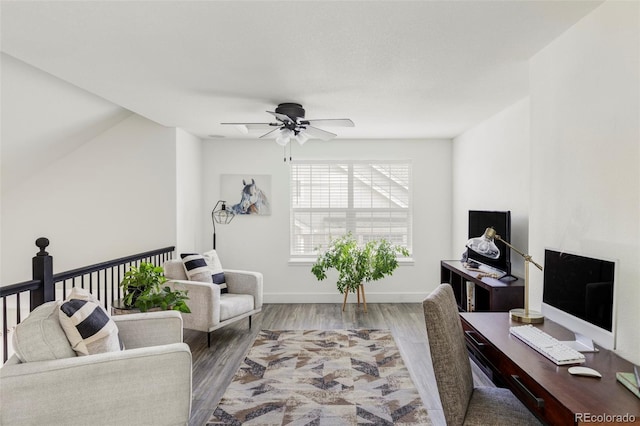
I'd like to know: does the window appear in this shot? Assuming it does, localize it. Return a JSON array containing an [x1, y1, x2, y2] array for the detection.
[[290, 160, 412, 257]]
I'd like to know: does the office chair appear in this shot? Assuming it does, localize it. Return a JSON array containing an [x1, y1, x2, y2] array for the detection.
[[423, 284, 541, 425]]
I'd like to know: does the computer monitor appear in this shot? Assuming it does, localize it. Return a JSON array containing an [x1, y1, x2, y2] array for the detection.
[[541, 248, 617, 350]]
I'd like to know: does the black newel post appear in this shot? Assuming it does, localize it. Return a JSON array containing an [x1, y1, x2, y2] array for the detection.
[[30, 237, 54, 310]]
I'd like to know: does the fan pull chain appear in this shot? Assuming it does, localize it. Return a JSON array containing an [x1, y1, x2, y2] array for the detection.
[[283, 142, 294, 162]]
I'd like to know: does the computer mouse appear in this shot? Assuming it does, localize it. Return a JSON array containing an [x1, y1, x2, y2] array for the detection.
[[568, 366, 602, 378]]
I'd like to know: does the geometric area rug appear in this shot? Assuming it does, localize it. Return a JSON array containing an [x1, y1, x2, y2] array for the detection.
[[207, 329, 431, 425]]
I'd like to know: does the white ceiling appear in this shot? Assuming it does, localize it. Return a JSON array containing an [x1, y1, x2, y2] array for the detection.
[[1, 1, 603, 140]]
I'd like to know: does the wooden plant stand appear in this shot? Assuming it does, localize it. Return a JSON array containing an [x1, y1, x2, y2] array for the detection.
[[342, 284, 367, 312]]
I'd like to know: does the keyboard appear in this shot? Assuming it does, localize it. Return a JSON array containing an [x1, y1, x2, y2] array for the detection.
[[509, 325, 586, 365]]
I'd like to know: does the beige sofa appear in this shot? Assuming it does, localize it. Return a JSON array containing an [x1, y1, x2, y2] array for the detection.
[[0, 302, 192, 426]]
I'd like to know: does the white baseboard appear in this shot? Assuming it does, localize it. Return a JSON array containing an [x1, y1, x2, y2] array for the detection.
[[263, 291, 429, 304]]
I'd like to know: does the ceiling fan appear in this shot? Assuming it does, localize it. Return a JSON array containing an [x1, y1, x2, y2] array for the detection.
[[221, 103, 354, 146]]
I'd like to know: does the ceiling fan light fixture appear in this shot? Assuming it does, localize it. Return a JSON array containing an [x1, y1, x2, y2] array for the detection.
[[275, 128, 292, 146], [295, 131, 309, 145]]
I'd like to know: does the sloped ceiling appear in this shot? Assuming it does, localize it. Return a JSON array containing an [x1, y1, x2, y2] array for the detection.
[[1, 54, 132, 192]]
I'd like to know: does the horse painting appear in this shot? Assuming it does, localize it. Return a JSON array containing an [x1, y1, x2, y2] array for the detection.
[[230, 178, 271, 215]]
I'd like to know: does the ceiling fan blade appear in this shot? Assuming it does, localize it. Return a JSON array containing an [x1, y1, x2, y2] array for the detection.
[[267, 110, 294, 124], [221, 122, 277, 128], [302, 126, 337, 141], [221, 122, 278, 134], [259, 127, 283, 139], [301, 118, 354, 127], [248, 123, 280, 129]]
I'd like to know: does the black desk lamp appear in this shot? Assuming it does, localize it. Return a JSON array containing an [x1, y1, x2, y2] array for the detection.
[[466, 227, 544, 324], [211, 200, 234, 249]]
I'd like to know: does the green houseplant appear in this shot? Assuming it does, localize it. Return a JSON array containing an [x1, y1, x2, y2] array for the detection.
[[311, 233, 410, 294], [120, 262, 191, 313]]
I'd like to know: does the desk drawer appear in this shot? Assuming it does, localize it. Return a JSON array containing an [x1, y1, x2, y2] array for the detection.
[[462, 322, 502, 385], [500, 359, 574, 425]]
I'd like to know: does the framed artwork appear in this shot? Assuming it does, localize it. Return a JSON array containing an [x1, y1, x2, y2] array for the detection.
[[221, 174, 271, 216]]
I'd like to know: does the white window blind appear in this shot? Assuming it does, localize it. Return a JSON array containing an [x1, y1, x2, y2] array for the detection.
[[290, 160, 412, 257]]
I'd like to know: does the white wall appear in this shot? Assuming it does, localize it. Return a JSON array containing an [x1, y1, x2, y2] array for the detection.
[[1, 113, 178, 283], [452, 97, 530, 277], [175, 128, 204, 254], [202, 138, 452, 303], [453, 1, 639, 363], [529, 1, 639, 362]]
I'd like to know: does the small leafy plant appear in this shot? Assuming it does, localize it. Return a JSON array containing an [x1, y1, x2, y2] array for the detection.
[[311, 233, 410, 294], [120, 262, 190, 313]]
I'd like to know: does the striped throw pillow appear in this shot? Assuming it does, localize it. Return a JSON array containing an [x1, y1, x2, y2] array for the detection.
[[58, 287, 123, 356], [203, 250, 227, 293], [181, 253, 213, 282], [203, 250, 226, 287], [181, 253, 228, 293]]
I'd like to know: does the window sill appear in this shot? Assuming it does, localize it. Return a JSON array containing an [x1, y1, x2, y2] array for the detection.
[[288, 257, 415, 266]]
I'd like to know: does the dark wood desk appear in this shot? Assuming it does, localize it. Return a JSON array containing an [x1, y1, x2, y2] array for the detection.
[[460, 312, 640, 425]]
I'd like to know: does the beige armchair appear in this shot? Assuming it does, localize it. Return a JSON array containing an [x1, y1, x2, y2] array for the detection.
[[163, 254, 263, 347], [1, 303, 192, 426]]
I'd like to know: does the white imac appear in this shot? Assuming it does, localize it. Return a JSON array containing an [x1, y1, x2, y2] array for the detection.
[[541, 248, 617, 351]]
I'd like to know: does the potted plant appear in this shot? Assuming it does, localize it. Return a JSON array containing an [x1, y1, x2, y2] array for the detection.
[[120, 262, 191, 313], [311, 233, 410, 295]]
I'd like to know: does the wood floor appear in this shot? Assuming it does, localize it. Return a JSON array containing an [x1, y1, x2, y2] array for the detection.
[[184, 303, 492, 426]]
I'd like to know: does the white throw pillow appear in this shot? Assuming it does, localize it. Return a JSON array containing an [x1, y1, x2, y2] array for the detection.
[[58, 287, 123, 356]]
